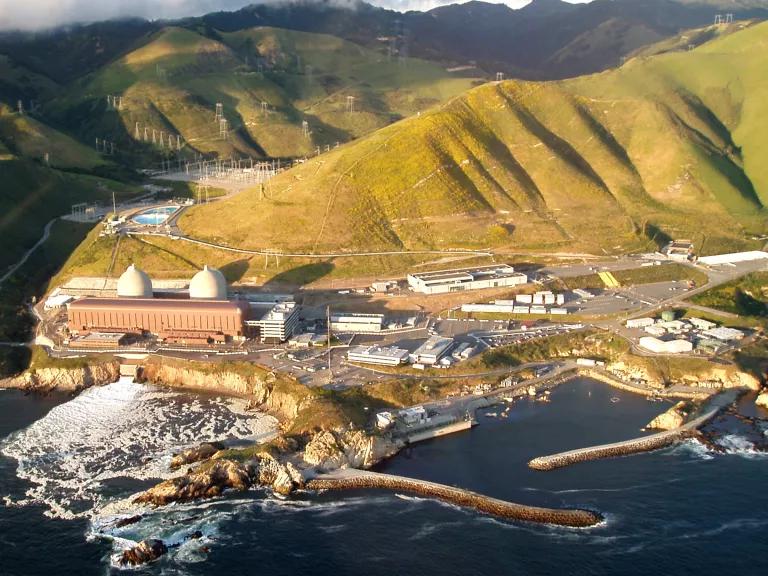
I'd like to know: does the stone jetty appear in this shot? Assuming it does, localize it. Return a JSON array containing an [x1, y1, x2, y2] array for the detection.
[[528, 390, 740, 471], [306, 469, 602, 528]]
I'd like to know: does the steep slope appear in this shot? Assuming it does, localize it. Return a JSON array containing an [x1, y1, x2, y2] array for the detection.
[[44, 26, 479, 163], [0, 104, 106, 170], [178, 21, 768, 256]]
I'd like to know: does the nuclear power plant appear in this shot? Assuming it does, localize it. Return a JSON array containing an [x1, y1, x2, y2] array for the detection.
[[66, 264, 297, 345]]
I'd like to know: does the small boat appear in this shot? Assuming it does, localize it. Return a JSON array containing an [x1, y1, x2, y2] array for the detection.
[[610, 397, 620, 403]]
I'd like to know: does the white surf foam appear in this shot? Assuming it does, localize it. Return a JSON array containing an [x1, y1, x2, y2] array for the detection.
[[0, 378, 278, 519]]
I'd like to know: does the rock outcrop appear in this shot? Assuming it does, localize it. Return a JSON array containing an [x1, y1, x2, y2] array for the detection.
[[645, 401, 693, 430], [135, 456, 305, 505], [303, 428, 404, 470], [118, 539, 168, 566], [3, 361, 120, 392], [134, 459, 252, 506], [170, 442, 225, 470], [756, 391, 768, 409]]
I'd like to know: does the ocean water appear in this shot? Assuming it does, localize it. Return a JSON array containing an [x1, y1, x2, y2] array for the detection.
[[1, 378, 767, 575]]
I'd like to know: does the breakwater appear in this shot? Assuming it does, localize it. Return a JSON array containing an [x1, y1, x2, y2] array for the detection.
[[528, 395, 731, 471], [306, 469, 602, 528]]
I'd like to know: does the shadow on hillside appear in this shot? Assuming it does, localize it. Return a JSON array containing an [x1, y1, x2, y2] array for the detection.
[[264, 261, 335, 288], [643, 223, 672, 250], [220, 258, 252, 283]]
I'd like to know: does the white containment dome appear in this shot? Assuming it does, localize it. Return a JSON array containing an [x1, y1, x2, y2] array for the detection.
[[189, 265, 227, 300], [117, 264, 153, 298]]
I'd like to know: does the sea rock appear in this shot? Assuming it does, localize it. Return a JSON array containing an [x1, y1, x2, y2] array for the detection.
[[250, 454, 304, 495], [170, 442, 225, 470], [645, 401, 693, 431], [118, 539, 168, 566], [302, 429, 404, 470], [134, 459, 251, 506], [756, 391, 768, 409]]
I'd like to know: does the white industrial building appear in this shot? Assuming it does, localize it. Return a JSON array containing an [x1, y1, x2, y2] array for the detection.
[[626, 317, 655, 329], [639, 337, 693, 354], [702, 327, 745, 341], [330, 313, 384, 333], [407, 265, 527, 295], [411, 336, 454, 365], [347, 345, 410, 366], [245, 301, 300, 343], [688, 317, 717, 331], [698, 251, 768, 266]]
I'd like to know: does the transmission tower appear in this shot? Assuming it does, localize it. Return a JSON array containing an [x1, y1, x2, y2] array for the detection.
[[135, 122, 141, 139], [714, 14, 723, 25], [346, 95, 355, 113], [302, 120, 310, 138], [219, 118, 229, 140], [17, 100, 23, 115], [496, 72, 504, 82], [215, 102, 224, 123], [726, 13, 734, 23], [261, 101, 268, 118]]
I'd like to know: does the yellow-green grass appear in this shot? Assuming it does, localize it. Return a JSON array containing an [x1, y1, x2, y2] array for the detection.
[[179, 22, 768, 258], [49, 26, 479, 161], [0, 159, 139, 272], [690, 271, 768, 320], [562, 263, 708, 290], [0, 104, 106, 169]]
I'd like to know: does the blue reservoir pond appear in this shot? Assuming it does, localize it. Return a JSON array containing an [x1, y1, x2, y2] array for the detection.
[[1, 378, 767, 575], [131, 205, 180, 226]]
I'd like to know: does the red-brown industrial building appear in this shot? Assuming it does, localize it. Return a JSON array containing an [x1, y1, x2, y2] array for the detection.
[[66, 264, 250, 344], [67, 297, 250, 342]]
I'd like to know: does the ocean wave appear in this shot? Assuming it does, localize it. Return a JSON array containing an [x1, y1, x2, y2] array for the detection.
[[716, 434, 768, 458], [666, 438, 715, 461], [521, 479, 681, 495], [0, 378, 278, 520]]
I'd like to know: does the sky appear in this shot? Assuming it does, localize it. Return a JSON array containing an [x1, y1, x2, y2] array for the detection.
[[0, 0, 592, 32]]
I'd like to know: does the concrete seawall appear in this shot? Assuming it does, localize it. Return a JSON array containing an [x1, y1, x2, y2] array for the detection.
[[528, 393, 734, 471], [306, 469, 602, 528]]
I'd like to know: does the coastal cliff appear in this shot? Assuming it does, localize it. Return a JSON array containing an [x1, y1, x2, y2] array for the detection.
[[2, 351, 119, 392], [607, 359, 761, 391], [140, 358, 312, 422]]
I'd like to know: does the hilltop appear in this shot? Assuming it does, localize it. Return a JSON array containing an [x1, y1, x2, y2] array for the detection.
[[177, 20, 768, 257]]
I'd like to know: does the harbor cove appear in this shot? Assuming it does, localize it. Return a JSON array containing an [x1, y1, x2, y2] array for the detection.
[[2, 370, 768, 574]]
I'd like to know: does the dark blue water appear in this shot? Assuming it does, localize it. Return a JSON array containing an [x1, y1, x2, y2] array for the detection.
[[2, 380, 767, 576]]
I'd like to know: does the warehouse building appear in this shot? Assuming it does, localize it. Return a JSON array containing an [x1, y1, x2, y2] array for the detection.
[[411, 336, 454, 365], [330, 313, 384, 333], [407, 265, 528, 295], [347, 345, 410, 366], [639, 337, 693, 354]]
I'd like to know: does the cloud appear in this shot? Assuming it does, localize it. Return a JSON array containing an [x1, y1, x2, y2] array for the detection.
[[0, 0, 589, 32]]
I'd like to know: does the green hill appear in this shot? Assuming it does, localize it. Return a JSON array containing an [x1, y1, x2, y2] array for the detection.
[[44, 26, 480, 163], [175, 20, 768, 257]]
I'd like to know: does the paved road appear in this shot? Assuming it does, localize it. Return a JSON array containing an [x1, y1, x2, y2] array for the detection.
[[0, 217, 57, 288]]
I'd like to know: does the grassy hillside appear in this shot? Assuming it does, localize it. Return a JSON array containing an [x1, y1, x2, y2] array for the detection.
[[44, 26, 480, 165], [0, 159, 138, 273], [0, 105, 106, 170], [176, 21, 768, 257]]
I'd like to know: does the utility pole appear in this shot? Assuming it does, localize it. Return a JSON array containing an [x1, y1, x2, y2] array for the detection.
[[327, 305, 333, 382]]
